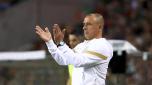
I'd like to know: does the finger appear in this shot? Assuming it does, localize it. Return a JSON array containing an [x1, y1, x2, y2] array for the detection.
[[45, 27, 50, 33], [54, 24, 61, 33], [35, 31, 41, 35], [35, 26, 44, 32], [53, 27, 57, 35], [53, 28, 55, 34], [53, 24, 58, 33], [35, 28, 41, 33], [62, 29, 66, 35], [52, 28, 57, 40]]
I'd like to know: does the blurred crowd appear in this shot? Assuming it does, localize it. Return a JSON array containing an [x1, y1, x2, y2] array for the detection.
[[72, 0, 152, 52]]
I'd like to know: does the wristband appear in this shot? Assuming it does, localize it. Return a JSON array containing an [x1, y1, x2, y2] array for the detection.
[[57, 41, 65, 47]]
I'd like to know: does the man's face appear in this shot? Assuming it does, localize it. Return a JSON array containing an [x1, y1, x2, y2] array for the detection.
[[83, 16, 100, 40]]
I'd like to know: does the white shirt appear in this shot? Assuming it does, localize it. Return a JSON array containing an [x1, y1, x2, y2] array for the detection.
[[46, 38, 113, 85]]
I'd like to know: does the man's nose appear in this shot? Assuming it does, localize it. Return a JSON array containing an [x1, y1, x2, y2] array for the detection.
[[83, 26, 87, 30]]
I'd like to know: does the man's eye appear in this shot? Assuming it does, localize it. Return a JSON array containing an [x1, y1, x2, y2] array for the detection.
[[84, 23, 92, 26], [87, 23, 92, 25]]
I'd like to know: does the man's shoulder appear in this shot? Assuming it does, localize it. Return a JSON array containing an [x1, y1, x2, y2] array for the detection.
[[91, 38, 109, 46], [89, 38, 113, 52], [86, 38, 113, 59]]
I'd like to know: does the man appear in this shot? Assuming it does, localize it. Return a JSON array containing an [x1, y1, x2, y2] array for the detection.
[[35, 13, 113, 85]]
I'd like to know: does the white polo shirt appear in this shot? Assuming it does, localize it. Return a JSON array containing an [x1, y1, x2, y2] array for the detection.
[[46, 38, 113, 85]]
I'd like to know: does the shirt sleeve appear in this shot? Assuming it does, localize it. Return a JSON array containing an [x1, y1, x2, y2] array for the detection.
[[46, 40, 110, 67]]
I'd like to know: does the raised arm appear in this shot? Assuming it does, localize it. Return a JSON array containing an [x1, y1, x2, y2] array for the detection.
[[45, 39, 105, 67]]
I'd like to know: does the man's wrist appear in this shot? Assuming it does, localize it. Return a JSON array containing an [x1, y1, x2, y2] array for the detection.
[[57, 41, 65, 47]]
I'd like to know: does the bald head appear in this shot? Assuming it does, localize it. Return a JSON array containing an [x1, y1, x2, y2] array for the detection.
[[85, 13, 104, 29]]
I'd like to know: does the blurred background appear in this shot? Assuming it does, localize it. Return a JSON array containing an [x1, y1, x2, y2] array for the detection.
[[0, 0, 152, 85]]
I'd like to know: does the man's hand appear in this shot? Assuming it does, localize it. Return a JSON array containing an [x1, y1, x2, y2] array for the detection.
[[53, 24, 65, 44], [35, 26, 52, 42]]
